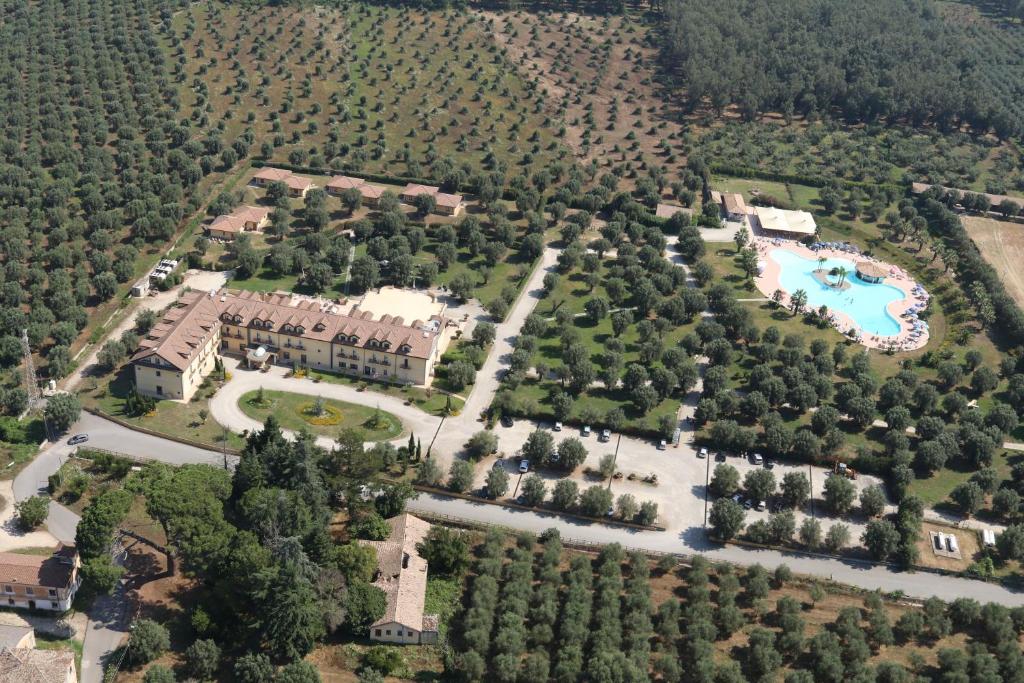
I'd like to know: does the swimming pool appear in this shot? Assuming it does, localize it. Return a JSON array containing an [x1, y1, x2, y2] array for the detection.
[[768, 248, 905, 337]]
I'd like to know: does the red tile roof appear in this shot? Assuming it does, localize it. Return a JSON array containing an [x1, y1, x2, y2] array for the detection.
[[0, 547, 77, 590]]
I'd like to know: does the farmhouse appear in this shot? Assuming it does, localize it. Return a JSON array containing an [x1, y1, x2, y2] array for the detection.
[[358, 514, 439, 645], [0, 545, 80, 612], [208, 206, 271, 240], [720, 192, 748, 221], [325, 176, 386, 207], [753, 206, 818, 239], [132, 288, 451, 400], [283, 174, 315, 198], [0, 646, 76, 683]]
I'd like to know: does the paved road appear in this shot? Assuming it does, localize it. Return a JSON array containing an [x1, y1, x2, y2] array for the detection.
[[12, 411, 228, 683], [407, 492, 1024, 605]]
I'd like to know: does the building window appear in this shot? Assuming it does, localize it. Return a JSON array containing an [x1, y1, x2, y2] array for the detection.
[[283, 352, 290, 360], [402, 359, 409, 369], [375, 629, 381, 637], [51, 601, 58, 609], [156, 386, 162, 395], [155, 370, 161, 377], [385, 630, 391, 636], [25, 588, 33, 596], [3, 585, 11, 594], [48, 589, 56, 597]]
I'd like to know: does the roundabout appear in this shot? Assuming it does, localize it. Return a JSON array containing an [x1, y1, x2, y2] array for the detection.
[[239, 388, 403, 441]]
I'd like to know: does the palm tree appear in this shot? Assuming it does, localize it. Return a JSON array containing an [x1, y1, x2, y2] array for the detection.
[[836, 265, 848, 287], [817, 256, 826, 272], [790, 288, 808, 315]]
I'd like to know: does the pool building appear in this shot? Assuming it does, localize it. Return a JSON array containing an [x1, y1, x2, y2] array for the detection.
[[855, 261, 887, 284]]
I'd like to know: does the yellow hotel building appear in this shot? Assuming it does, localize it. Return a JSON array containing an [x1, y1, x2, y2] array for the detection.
[[132, 289, 450, 402]]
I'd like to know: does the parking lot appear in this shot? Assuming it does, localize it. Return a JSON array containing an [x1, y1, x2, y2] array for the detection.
[[469, 417, 890, 545]]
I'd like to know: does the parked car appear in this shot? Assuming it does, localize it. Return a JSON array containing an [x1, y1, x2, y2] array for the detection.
[[582, 425, 592, 437], [731, 493, 744, 504], [657, 440, 667, 450], [553, 421, 562, 431], [606, 506, 615, 517], [519, 459, 530, 473], [600, 428, 611, 442], [751, 453, 764, 465], [764, 458, 774, 469], [67, 434, 89, 446], [714, 452, 726, 462], [698, 447, 708, 459], [500, 415, 514, 428], [757, 500, 767, 511], [744, 499, 754, 510]]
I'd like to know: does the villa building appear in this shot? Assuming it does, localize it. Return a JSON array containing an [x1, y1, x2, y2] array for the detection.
[[0, 546, 80, 612], [720, 192, 748, 222], [358, 514, 439, 645], [208, 206, 272, 240], [131, 288, 451, 401], [325, 175, 386, 208], [400, 183, 464, 216], [250, 168, 315, 198]]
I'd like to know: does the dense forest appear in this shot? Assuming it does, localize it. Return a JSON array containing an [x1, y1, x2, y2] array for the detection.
[[0, 0, 208, 404], [659, 0, 1024, 136]]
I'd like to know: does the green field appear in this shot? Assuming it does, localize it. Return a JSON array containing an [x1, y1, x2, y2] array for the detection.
[[239, 389, 403, 441]]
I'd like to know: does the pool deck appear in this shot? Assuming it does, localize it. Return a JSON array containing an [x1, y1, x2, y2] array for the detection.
[[752, 238, 930, 352]]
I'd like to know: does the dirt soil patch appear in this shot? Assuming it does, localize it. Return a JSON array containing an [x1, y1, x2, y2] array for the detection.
[[964, 215, 1024, 308], [914, 522, 981, 572]]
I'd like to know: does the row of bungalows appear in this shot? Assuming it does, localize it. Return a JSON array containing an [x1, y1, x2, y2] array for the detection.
[[208, 205, 272, 240], [250, 167, 316, 198], [131, 289, 450, 402]]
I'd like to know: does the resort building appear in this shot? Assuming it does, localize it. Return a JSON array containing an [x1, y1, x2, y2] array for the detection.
[[400, 183, 464, 216], [753, 206, 817, 239], [0, 545, 80, 612], [855, 261, 887, 284], [132, 291, 223, 401], [131, 288, 452, 400], [325, 176, 386, 208], [358, 514, 439, 645], [208, 206, 272, 240]]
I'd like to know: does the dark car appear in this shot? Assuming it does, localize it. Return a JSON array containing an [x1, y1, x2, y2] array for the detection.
[[714, 452, 726, 462], [500, 415, 514, 428], [67, 434, 89, 446]]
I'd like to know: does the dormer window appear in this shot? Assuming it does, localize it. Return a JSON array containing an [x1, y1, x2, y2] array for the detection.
[[282, 324, 292, 333], [399, 344, 411, 353], [382, 341, 391, 350], [314, 323, 324, 331], [350, 335, 359, 344], [296, 326, 304, 334], [233, 315, 242, 324]]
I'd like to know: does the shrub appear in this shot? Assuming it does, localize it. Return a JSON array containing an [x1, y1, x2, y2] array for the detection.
[[184, 639, 220, 680], [15, 496, 49, 530], [128, 619, 170, 666]]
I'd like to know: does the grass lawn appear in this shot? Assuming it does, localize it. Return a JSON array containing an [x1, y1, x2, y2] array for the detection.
[[909, 450, 1022, 508], [239, 389, 403, 441], [79, 366, 245, 451], [306, 367, 463, 416], [424, 576, 462, 640]]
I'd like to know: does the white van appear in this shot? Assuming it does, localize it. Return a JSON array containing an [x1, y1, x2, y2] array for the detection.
[[752, 453, 764, 465]]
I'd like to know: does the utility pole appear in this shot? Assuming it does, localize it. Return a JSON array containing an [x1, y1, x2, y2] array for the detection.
[[703, 449, 711, 527], [223, 426, 229, 470]]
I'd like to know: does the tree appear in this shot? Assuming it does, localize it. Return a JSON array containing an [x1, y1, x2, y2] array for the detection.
[[780, 472, 810, 509], [444, 360, 476, 393], [45, 392, 81, 433], [824, 523, 850, 553], [579, 485, 613, 517], [184, 639, 220, 680], [551, 479, 578, 510], [465, 431, 498, 460], [143, 665, 176, 683], [340, 187, 363, 214], [520, 474, 546, 506], [234, 653, 274, 683], [768, 510, 796, 544], [278, 661, 322, 683], [744, 469, 776, 502], [950, 481, 985, 516], [417, 527, 470, 577], [799, 518, 822, 549], [745, 627, 782, 681], [522, 429, 554, 466], [447, 460, 474, 493], [485, 467, 509, 499], [862, 519, 900, 560], [343, 581, 387, 634], [823, 475, 856, 516], [128, 619, 170, 666], [15, 496, 49, 530], [472, 321, 496, 347], [710, 464, 740, 498], [859, 485, 887, 518], [709, 498, 745, 540], [556, 437, 588, 471]]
